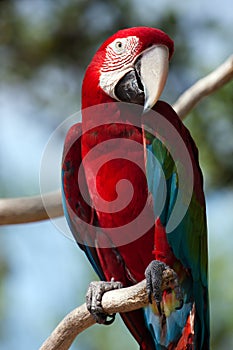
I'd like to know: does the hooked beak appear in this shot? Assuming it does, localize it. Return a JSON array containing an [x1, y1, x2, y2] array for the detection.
[[140, 45, 169, 112], [115, 45, 169, 112]]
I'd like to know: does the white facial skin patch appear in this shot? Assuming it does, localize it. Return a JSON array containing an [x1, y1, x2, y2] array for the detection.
[[99, 36, 140, 100]]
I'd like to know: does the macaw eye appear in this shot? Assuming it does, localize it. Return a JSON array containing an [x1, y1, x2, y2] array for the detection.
[[113, 40, 126, 54]]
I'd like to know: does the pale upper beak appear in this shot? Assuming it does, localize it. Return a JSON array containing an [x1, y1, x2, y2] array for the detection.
[[139, 45, 169, 112]]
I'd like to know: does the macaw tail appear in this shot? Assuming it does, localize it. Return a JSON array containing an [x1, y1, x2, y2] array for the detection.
[[173, 305, 194, 350], [144, 301, 193, 349], [145, 295, 210, 350]]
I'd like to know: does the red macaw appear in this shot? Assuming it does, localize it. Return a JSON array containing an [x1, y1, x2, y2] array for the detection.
[[62, 27, 209, 349]]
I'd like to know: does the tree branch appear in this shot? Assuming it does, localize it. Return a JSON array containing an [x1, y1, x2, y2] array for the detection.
[[173, 54, 233, 119], [0, 191, 63, 225], [39, 280, 148, 350], [0, 55, 232, 226]]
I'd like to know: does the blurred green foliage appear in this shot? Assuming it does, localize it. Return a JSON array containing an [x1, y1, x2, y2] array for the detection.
[[0, 0, 233, 349]]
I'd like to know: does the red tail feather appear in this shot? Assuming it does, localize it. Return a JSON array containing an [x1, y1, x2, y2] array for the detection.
[[174, 304, 195, 350]]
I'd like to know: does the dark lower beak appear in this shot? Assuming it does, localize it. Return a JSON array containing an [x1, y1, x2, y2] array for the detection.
[[115, 67, 145, 106]]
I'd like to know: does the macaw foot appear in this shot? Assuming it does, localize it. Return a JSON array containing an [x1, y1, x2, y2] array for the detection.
[[86, 278, 123, 325], [145, 260, 183, 316]]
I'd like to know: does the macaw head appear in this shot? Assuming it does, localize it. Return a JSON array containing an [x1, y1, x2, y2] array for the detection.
[[82, 27, 174, 112]]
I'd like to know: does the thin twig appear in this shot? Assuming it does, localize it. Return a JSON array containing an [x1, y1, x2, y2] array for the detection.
[[0, 55, 232, 226], [39, 280, 148, 350]]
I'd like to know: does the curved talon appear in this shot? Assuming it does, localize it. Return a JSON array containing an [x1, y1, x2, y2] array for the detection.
[[104, 313, 116, 325], [90, 310, 116, 325], [175, 299, 184, 310], [156, 301, 162, 316]]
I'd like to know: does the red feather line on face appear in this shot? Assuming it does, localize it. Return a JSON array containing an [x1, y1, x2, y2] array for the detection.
[[101, 36, 140, 72]]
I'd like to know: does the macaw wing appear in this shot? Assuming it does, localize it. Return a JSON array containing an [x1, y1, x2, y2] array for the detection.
[[61, 122, 105, 279], [142, 101, 209, 348]]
